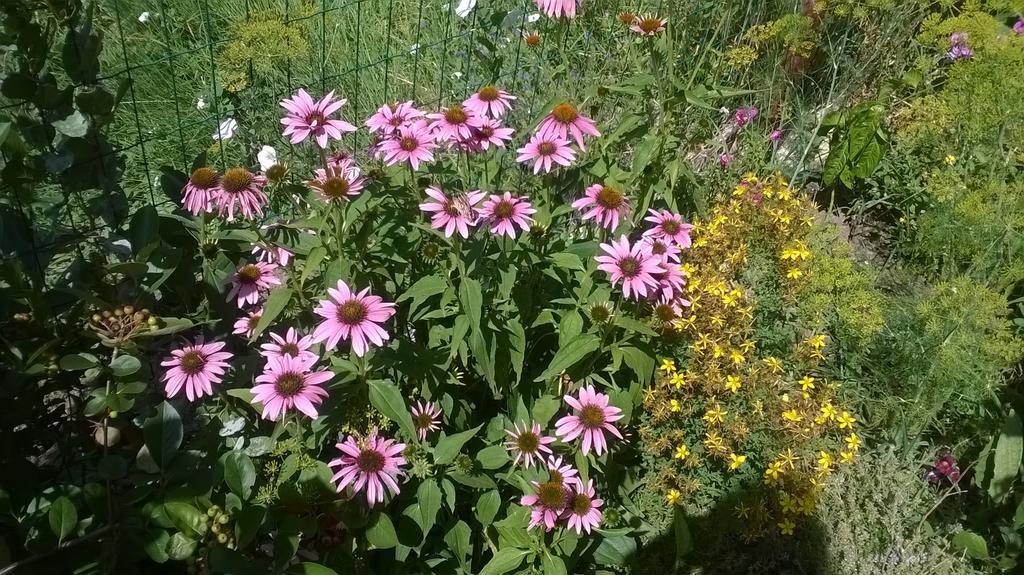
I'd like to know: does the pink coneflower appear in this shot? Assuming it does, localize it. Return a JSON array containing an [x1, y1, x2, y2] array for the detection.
[[365, 101, 423, 135], [595, 235, 666, 299], [260, 328, 318, 363], [544, 455, 580, 485], [462, 86, 516, 118], [733, 106, 759, 127], [252, 242, 293, 267], [419, 187, 487, 239], [469, 118, 515, 150], [479, 192, 536, 238], [378, 120, 437, 170], [410, 400, 442, 441], [555, 385, 624, 456], [630, 15, 667, 36], [328, 429, 407, 506], [505, 422, 556, 468], [307, 158, 366, 204], [656, 264, 687, 301], [565, 480, 603, 534], [638, 236, 681, 264], [428, 104, 485, 143], [311, 280, 396, 357], [215, 167, 268, 221], [250, 354, 331, 420], [653, 294, 689, 323], [181, 167, 219, 215], [571, 183, 630, 230], [232, 307, 262, 337], [161, 338, 233, 402], [516, 132, 576, 174], [538, 102, 600, 149], [280, 89, 357, 148], [534, 0, 577, 19], [521, 481, 569, 531], [643, 209, 694, 248], [225, 261, 281, 308]]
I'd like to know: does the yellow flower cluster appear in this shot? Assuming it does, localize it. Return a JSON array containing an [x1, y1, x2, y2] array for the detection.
[[641, 174, 860, 538]]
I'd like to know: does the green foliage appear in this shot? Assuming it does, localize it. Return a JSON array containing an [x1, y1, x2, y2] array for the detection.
[[218, 9, 312, 93], [821, 101, 888, 189]]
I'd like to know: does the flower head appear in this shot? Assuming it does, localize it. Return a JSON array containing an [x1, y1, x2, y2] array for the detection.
[[463, 86, 517, 118], [565, 480, 603, 534], [523, 31, 542, 47], [365, 101, 423, 135], [232, 307, 262, 337], [643, 209, 694, 248], [948, 43, 973, 61], [328, 429, 407, 505], [161, 338, 233, 401], [479, 192, 536, 238], [181, 167, 220, 215], [733, 106, 759, 127], [215, 167, 268, 221], [428, 104, 485, 144], [225, 261, 281, 308], [467, 117, 515, 150], [630, 15, 667, 36], [538, 102, 600, 149], [638, 236, 681, 264], [252, 242, 293, 267], [505, 422, 556, 468], [521, 480, 570, 531], [307, 158, 366, 204], [769, 129, 783, 143], [595, 235, 666, 299], [419, 187, 487, 238], [378, 120, 437, 170], [555, 385, 624, 455], [312, 280, 396, 357], [572, 183, 630, 231], [251, 354, 331, 420], [280, 89, 357, 148], [260, 328, 318, 363], [516, 132, 576, 174], [410, 400, 442, 441], [534, 0, 577, 19], [1014, 20, 1024, 35]]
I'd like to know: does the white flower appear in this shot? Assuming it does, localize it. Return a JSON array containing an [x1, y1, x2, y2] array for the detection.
[[410, 43, 421, 54], [257, 146, 278, 172], [196, 97, 207, 111], [527, 13, 541, 23], [138, 12, 151, 23], [213, 118, 238, 140], [455, 0, 476, 18], [452, 71, 463, 79]]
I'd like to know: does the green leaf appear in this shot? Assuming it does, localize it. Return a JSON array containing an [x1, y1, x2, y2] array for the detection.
[[535, 334, 600, 382], [673, 507, 692, 558], [989, 410, 1022, 502], [398, 275, 448, 315], [479, 548, 530, 575], [143, 529, 170, 563], [52, 110, 89, 137], [952, 530, 988, 559], [252, 287, 293, 338], [593, 535, 637, 566], [163, 501, 207, 539], [287, 563, 339, 575], [458, 278, 483, 329], [367, 380, 416, 440], [1014, 499, 1024, 529], [235, 505, 266, 547], [614, 316, 656, 336], [167, 532, 197, 560], [449, 471, 497, 489], [366, 513, 398, 549], [542, 554, 568, 575], [433, 424, 483, 465], [549, 252, 585, 271], [136, 317, 193, 337], [417, 479, 442, 532], [531, 395, 563, 427], [558, 310, 584, 347], [144, 402, 182, 470], [109, 354, 141, 377], [60, 353, 99, 371], [476, 444, 510, 470], [223, 452, 257, 501], [444, 521, 471, 569], [48, 496, 77, 543], [475, 490, 501, 526], [299, 247, 326, 286]]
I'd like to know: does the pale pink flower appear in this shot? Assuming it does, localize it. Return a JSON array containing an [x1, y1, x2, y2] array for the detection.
[[571, 183, 630, 230], [769, 129, 783, 142], [428, 104, 485, 143], [555, 385, 624, 456], [479, 192, 536, 238], [630, 15, 667, 36], [505, 422, 556, 468], [250, 354, 332, 420], [733, 106, 759, 127], [378, 120, 437, 170], [311, 280, 396, 357], [161, 338, 233, 402], [419, 187, 487, 238], [544, 455, 579, 485], [252, 242, 293, 267], [534, 0, 577, 19], [225, 261, 281, 308], [521, 482, 570, 531], [410, 400, 442, 441], [462, 86, 516, 118], [365, 101, 423, 135], [595, 235, 666, 299], [656, 265, 686, 301], [516, 132, 576, 174], [328, 429, 407, 506], [469, 118, 515, 150], [653, 294, 689, 323], [637, 236, 681, 264], [1014, 20, 1024, 35], [565, 480, 603, 534], [718, 153, 733, 168], [643, 209, 694, 248], [181, 167, 219, 215], [280, 89, 357, 148], [538, 102, 600, 149], [260, 328, 318, 363], [232, 307, 262, 337], [307, 158, 366, 204], [215, 167, 268, 221]]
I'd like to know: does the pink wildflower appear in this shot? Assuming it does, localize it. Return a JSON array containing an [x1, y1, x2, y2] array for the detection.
[[328, 429, 407, 506], [181, 167, 219, 215], [215, 167, 268, 221], [311, 280, 396, 357], [571, 183, 630, 231], [565, 480, 603, 534], [250, 354, 332, 420], [643, 209, 694, 248], [462, 86, 516, 118], [505, 422, 556, 468], [260, 328, 318, 363], [516, 132, 576, 174], [410, 400, 442, 441], [479, 192, 536, 238], [225, 261, 281, 308], [419, 187, 487, 239], [555, 385, 624, 456], [280, 89, 357, 148], [378, 120, 437, 170], [538, 102, 600, 149], [595, 235, 666, 299], [365, 101, 423, 135], [161, 338, 233, 402], [232, 307, 262, 337]]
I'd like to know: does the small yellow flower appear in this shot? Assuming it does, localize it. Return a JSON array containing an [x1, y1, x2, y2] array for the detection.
[[840, 451, 856, 464], [782, 409, 802, 423], [944, 154, 956, 165], [712, 343, 724, 358], [836, 411, 856, 429], [660, 359, 676, 374], [820, 402, 837, 420], [798, 376, 815, 391], [703, 405, 727, 425], [816, 451, 833, 473], [704, 432, 727, 454], [786, 268, 803, 280], [670, 372, 686, 388], [778, 519, 796, 535], [674, 444, 690, 460], [730, 349, 745, 365], [728, 453, 747, 470], [666, 489, 681, 505], [764, 461, 785, 483], [763, 357, 783, 373], [781, 393, 791, 403], [780, 492, 799, 514], [670, 399, 681, 412], [779, 448, 799, 469], [725, 375, 742, 393], [844, 433, 862, 451], [807, 334, 826, 349]]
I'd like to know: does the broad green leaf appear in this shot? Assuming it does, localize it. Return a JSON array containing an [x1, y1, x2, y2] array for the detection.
[[989, 410, 1022, 502], [673, 507, 692, 558], [475, 490, 501, 526], [434, 424, 484, 465], [549, 252, 585, 271], [479, 548, 530, 575], [299, 247, 327, 285], [531, 395, 563, 427], [109, 354, 141, 377], [477, 444, 510, 469], [458, 277, 483, 329], [367, 380, 415, 439], [48, 496, 77, 543], [542, 554, 568, 575], [444, 521, 472, 569], [223, 452, 257, 501], [1014, 499, 1024, 529], [143, 529, 170, 563], [252, 287, 293, 338], [449, 471, 497, 489], [559, 310, 584, 347], [366, 513, 398, 549], [398, 274, 448, 315], [144, 402, 182, 470], [136, 317, 193, 337], [163, 501, 207, 539], [167, 532, 197, 560], [417, 479, 442, 533], [951, 530, 988, 559], [614, 316, 656, 336], [235, 505, 267, 547], [60, 353, 98, 371], [593, 535, 637, 566], [535, 334, 600, 382]]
